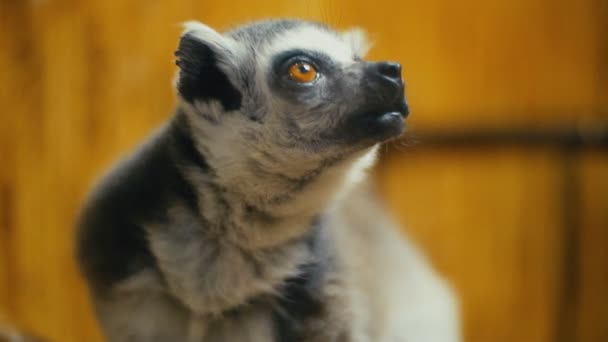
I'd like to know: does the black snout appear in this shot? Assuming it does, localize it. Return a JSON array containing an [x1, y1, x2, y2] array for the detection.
[[376, 61, 402, 82], [369, 61, 404, 92], [366, 61, 407, 115], [335, 61, 409, 146]]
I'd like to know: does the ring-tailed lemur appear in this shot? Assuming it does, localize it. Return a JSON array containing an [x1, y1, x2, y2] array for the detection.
[[76, 19, 460, 342]]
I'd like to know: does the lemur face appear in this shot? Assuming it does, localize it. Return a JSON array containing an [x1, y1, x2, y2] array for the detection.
[[176, 20, 408, 159]]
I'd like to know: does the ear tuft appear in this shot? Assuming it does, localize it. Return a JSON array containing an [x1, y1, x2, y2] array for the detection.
[[175, 21, 242, 112], [181, 21, 236, 54], [342, 28, 373, 58]]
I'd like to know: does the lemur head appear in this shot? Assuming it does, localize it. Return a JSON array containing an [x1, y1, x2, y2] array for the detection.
[[175, 20, 408, 204]]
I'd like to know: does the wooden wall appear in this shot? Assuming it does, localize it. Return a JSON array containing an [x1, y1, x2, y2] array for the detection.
[[0, 0, 606, 341]]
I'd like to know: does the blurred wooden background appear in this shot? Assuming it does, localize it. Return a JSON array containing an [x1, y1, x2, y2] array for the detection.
[[0, 0, 606, 341]]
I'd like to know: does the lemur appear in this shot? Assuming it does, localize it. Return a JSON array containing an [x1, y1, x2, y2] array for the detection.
[[76, 19, 460, 342]]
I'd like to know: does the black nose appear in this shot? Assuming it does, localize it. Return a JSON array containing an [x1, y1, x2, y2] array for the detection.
[[376, 62, 402, 82]]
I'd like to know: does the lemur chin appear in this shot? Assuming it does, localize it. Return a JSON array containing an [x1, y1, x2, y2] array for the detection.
[[76, 19, 460, 342]]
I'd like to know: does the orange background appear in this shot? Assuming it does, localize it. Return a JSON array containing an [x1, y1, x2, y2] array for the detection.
[[0, 0, 607, 341]]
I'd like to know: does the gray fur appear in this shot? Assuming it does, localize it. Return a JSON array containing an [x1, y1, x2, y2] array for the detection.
[[77, 19, 458, 342]]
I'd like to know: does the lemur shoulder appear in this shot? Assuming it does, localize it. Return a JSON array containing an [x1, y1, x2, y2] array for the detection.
[[76, 19, 460, 342]]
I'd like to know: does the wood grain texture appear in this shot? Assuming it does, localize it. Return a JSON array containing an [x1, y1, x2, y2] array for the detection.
[[375, 148, 565, 342], [575, 153, 608, 342], [0, 0, 606, 341]]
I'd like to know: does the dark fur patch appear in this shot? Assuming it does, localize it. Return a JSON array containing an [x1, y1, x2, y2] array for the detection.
[[175, 34, 242, 111], [272, 218, 330, 341], [76, 118, 208, 292]]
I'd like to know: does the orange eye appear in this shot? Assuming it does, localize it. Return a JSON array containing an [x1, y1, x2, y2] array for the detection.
[[288, 61, 318, 83]]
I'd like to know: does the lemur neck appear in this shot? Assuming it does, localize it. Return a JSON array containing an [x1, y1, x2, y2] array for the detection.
[[170, 108, 374, 248]]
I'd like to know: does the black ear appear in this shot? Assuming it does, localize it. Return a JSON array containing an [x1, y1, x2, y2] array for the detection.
[[175, 34, 242, 111]]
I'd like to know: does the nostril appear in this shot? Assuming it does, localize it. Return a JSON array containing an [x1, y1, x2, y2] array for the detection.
[[377, 62, 402, 80]]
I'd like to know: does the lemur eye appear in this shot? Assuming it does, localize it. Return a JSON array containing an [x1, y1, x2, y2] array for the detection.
[[288, 61, 318, 83]]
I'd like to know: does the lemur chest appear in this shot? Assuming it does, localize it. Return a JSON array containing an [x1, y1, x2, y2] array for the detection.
[[149, 207, 351, 340], [203, 251, 349, 342], [254, 221, 352, 341]]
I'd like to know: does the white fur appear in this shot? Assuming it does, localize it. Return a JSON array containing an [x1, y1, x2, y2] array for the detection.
[[341, 28, 373, 58], [182, 21, 238, 55], [331, 182, 462, 342], [263, 26, 357, 65]]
